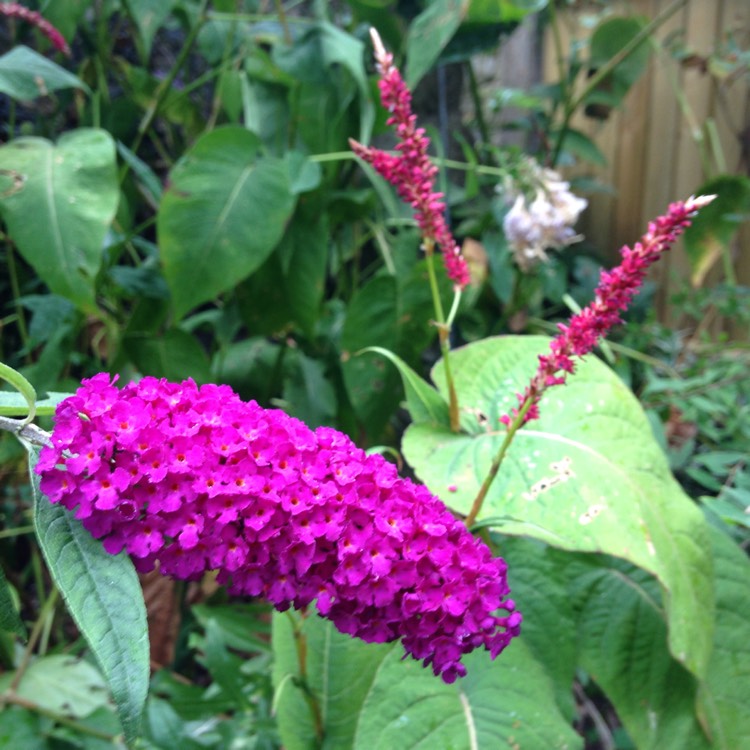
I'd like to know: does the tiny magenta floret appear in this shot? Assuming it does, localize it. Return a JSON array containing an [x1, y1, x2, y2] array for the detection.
[[350, 29, 470, 290], [36, 374, 520, 682], [501, 196, 715, 425]]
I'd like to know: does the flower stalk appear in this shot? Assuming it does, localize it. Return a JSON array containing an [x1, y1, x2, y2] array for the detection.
[[467, 196, 715, 525], [350, 28, 469, 432]]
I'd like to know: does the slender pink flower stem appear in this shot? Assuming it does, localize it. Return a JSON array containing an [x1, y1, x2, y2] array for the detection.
[[465, 195, 715, 527], [351, 28, 470, 432]]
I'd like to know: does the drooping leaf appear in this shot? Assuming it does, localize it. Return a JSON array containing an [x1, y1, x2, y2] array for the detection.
[[570, 556, 710, 749], [0, 130, 118, 311], [363, 346, 450, 427], [30, 448, 149, 745], [0, 362, 36, 425], [271, 611, 581, 750], [158, 126, 296, 319], [401, 336, 714, 679], [683, 175, 750, 286], [0, 46, 87, 100]]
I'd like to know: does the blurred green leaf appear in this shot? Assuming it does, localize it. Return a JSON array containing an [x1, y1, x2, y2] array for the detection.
[[123, 328, 211, 383], [683, 176, 750, 286], [0, 46, 87, 99], [0, 565, 25, 638]]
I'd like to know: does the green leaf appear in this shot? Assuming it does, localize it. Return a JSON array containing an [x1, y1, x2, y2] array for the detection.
[[401, 336, 714, 679], [570, 556, 710, 749], [0, 655, 111, 719], [125, 0, 177, 57], [362, 347, 450, 426], [588, 16, 651, 107], [340, 275, 401, 438], [0, 361, 36, 425], [30, 449, 149, 745], [683, 176, 750, 286], [0, 565, 25, 638], [123, 328, 212, 384], [0, 707, 45, 749], [697, 526, 750, 748], [158, 126, 297, 319], [272, 611, 581, 749], [405, 0, 470, 89], [41, 0, 91, 42], [0, 129, 119, 311], [0, 46, 88, 100]]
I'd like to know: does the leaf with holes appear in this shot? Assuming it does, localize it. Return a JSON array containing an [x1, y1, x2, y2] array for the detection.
[[401, 336, 714, 680]]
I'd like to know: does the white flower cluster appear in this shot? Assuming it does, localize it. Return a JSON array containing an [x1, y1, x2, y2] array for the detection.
[[501, 161, 588, 270]]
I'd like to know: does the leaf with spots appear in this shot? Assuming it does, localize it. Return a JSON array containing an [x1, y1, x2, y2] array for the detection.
[[401, 336, 714, 680]]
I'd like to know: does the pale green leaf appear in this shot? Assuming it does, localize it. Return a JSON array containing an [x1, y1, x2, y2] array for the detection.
[[402, 336, 714, 678]]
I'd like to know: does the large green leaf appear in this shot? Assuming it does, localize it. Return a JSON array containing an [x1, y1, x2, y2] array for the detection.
[[272, 611, 581, 750], [29, 448, 149, 746], [683, 176, 750, 286], [570, 556, 709, 749], [158, 126, 297, 319], [0, 46, 87, 100], [126, 0, 177, 57], [401, 336, 714, 679], [696, 527, 750, 748], [0, 129, 118, 311]]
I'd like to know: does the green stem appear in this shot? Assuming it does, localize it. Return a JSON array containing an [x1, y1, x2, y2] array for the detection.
[[425, 247, 460, 432], [275, 0, 292, 44], [0, 525, 34, 540], [5, 244, 30, 356], [121, 0, 210, 183], [287, 611, 324, 746], [465, 401, 533, 528], [551, 0, 689, 165], [9, 588, 59, 693], [465, 60, 491, 146]]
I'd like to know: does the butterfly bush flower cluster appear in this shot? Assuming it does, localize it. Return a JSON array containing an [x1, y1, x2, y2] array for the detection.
[[501, 157, 588, 270], [36, 375, 520, 682], [501, 195, 715, 425], [349, 30, 470, 289], [0, 2, 70, 55]]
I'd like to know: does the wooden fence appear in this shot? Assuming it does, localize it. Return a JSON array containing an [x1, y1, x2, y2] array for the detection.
[[541, 0, 749, 326]]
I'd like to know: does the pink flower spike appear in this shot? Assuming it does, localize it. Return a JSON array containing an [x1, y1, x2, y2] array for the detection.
[[501, 196, 716, 426], [0, 3, 70, 55], [350, 28, 471, 290]]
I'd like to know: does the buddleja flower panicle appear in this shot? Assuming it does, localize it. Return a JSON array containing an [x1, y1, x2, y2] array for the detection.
[[350, 29, 470, 290], [37, 374, 520, 683]]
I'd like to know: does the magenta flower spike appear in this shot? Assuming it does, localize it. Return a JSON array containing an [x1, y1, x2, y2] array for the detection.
[[0, 3, 70, 55], [501, 196, 715, 426], [36, 375, 520, 682], [350, 29, 470, 290]]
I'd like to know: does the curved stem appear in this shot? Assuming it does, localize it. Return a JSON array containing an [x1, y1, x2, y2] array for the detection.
[[287, 611, 324, 746], [465, 401, 532, 528]]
